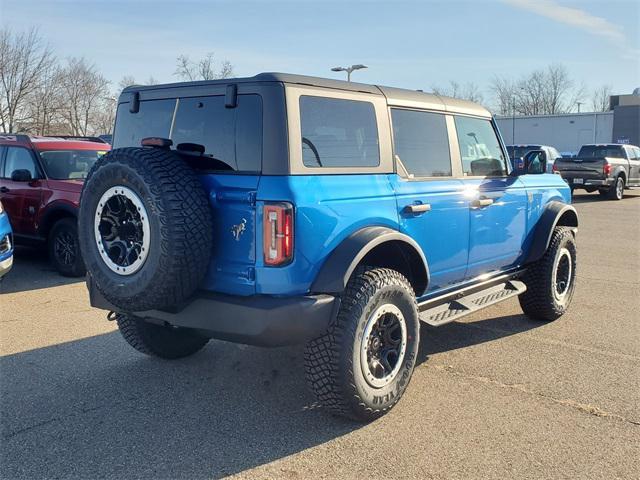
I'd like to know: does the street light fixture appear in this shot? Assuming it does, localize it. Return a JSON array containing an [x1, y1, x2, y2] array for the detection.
[[331, 64, 367, 82]]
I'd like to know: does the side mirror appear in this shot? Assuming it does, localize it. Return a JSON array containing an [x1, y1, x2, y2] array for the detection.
[[10, 169, 33, 182], [521, 149, 546, 175]]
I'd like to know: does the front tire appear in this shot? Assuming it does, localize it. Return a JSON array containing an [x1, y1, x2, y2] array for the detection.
[[116, 314, 209, 359], [48, 218, 86, 277], [519, 227, 577, 321], [305, 267, 420, 421]]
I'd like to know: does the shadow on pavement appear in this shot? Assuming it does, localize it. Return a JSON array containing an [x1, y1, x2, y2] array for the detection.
[[1, 312, 542, 479], [0, 246, 82, 294], [418, 313, 543, 361]]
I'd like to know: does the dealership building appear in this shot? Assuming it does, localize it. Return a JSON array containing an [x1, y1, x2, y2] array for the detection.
[[496, 92, 640, 154]]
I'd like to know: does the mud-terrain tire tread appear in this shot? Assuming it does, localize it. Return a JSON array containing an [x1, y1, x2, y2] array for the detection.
[[304, 267, 419, 422], [116, 313, 209, 359], [519, 227, 576, 321], [78, 147, 213, 311]]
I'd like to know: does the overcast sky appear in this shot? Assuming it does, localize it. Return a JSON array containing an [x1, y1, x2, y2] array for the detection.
[[3, 0, 639, 101]]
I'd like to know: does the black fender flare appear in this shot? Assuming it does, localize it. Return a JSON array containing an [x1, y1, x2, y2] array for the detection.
[[38, 203, 78, 237], [311, 226, 430, 295], [524, 201, 578, 264]]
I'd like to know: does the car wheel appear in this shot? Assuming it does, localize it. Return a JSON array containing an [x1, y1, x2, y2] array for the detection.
[[78, 147, 213, 312], [48, 217, 86, 277], [305, 267, 420, 421], [606, 176, 625, 200], [519, 227, 577, 321], [116, 313, 209, 359]]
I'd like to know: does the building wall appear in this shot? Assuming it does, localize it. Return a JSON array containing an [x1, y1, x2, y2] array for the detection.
[[611, 105, 640, 146], [496, 112, 614, 154]]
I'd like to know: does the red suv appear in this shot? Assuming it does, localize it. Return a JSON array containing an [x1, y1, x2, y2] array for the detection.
[[0, 135, 110, 276]]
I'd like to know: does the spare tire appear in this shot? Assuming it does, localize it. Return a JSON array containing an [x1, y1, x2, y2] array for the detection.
[[78, 147, 213, 312]]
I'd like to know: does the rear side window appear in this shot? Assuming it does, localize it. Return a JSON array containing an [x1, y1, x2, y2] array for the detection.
[[172, 94, 262, 172], [3, 147, 38, 179], [112, 99, 175, 148], [300, 96, 379, 168], [454, 116, 507, 177], [391, 109, 451, 177]]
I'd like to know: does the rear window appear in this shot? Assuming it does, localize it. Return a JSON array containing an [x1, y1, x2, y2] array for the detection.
[[300, 96, 379, 168], [578, 145, 625, 158], [172, 94, 262, 172], [113, 94, 263, 172], [113, 99, 175, 148]]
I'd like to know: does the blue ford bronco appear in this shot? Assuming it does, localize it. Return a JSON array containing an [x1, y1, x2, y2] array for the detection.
[[79, 73, 578, 421]]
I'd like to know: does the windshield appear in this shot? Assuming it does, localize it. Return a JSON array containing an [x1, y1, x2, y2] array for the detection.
[[38, 150, 108, 180], [578, 145, 624, 158]]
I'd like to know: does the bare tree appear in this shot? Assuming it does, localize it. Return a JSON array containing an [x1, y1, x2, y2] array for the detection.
[[490, 76, 518, 115], [174, 53, 234, 81], [118, 75, 137, 91], [24, 64, 65, 134], [491, 63, 586, 116], [431, 80, 484, 103], [0, 27, 55, 132], [592, 84, 613, 112], [60, 57, 110, 135]]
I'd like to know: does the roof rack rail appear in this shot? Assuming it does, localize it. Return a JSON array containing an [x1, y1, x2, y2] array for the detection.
[[52, 135, 109, 144]]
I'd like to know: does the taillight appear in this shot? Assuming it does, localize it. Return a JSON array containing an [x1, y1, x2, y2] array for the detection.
[[263, 202, 293, 266], [552, 163, 559, 173], [603, 163, 612, 176]]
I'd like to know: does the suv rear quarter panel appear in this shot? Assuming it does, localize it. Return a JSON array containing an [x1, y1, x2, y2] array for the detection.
[[254, 174, 398, 295]]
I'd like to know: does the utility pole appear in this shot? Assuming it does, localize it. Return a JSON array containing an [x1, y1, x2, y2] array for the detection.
[[331, 64, 367, 82]]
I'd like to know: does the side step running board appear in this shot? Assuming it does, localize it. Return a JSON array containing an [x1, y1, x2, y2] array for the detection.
[[418, 280, 526, 327]]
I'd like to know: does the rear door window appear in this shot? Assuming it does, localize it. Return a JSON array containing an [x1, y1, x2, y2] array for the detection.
[[300, 96, 379, 168], [391, 109, 451, 177], [172, 94, 262, 172], [112, 99, 175, 148], [454, 116, 508, 177]]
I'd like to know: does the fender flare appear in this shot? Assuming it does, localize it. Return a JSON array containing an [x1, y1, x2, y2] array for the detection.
[[38, 203, 78, 237], [524, 201, 578, 264], [311, 226, 430, 295]]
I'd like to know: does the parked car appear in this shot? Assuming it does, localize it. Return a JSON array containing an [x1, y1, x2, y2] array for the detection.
[[506, 144, 562, 173], [0, 135, 111, 276], [0, 200, 13, 278], [79, 73, 578, 421], [554, 143, 640, 200]]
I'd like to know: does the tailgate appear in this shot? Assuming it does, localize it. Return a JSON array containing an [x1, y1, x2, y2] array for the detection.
[[555, 157, 605, 179], [198, 174, 259, 296]]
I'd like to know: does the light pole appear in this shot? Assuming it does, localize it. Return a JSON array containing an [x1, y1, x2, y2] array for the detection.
[[331, 64, 367, 82]]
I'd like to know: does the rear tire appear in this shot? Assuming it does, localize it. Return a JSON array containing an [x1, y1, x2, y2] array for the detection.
[[305, 267, 420, 421], [606, 175, 625, 200], [48, 218, 86, 277], [116, 314, 209, 359], [519, 227, 577, 321]]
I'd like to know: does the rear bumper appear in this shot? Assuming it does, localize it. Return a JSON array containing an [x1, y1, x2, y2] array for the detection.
[[562, 176, 612, 188], [88, 277, 338, 347]]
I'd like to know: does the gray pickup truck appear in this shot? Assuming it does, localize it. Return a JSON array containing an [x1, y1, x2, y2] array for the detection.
[[554, 144, 640, 200]]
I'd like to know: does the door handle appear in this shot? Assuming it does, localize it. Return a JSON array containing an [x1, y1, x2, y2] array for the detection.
[[470, 198, 494, 208], [0, 187, 9, 193], [404, 203, 431, 214]]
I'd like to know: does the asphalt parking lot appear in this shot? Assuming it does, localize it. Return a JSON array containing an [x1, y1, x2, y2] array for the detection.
[[1, 190, 639, 480]]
